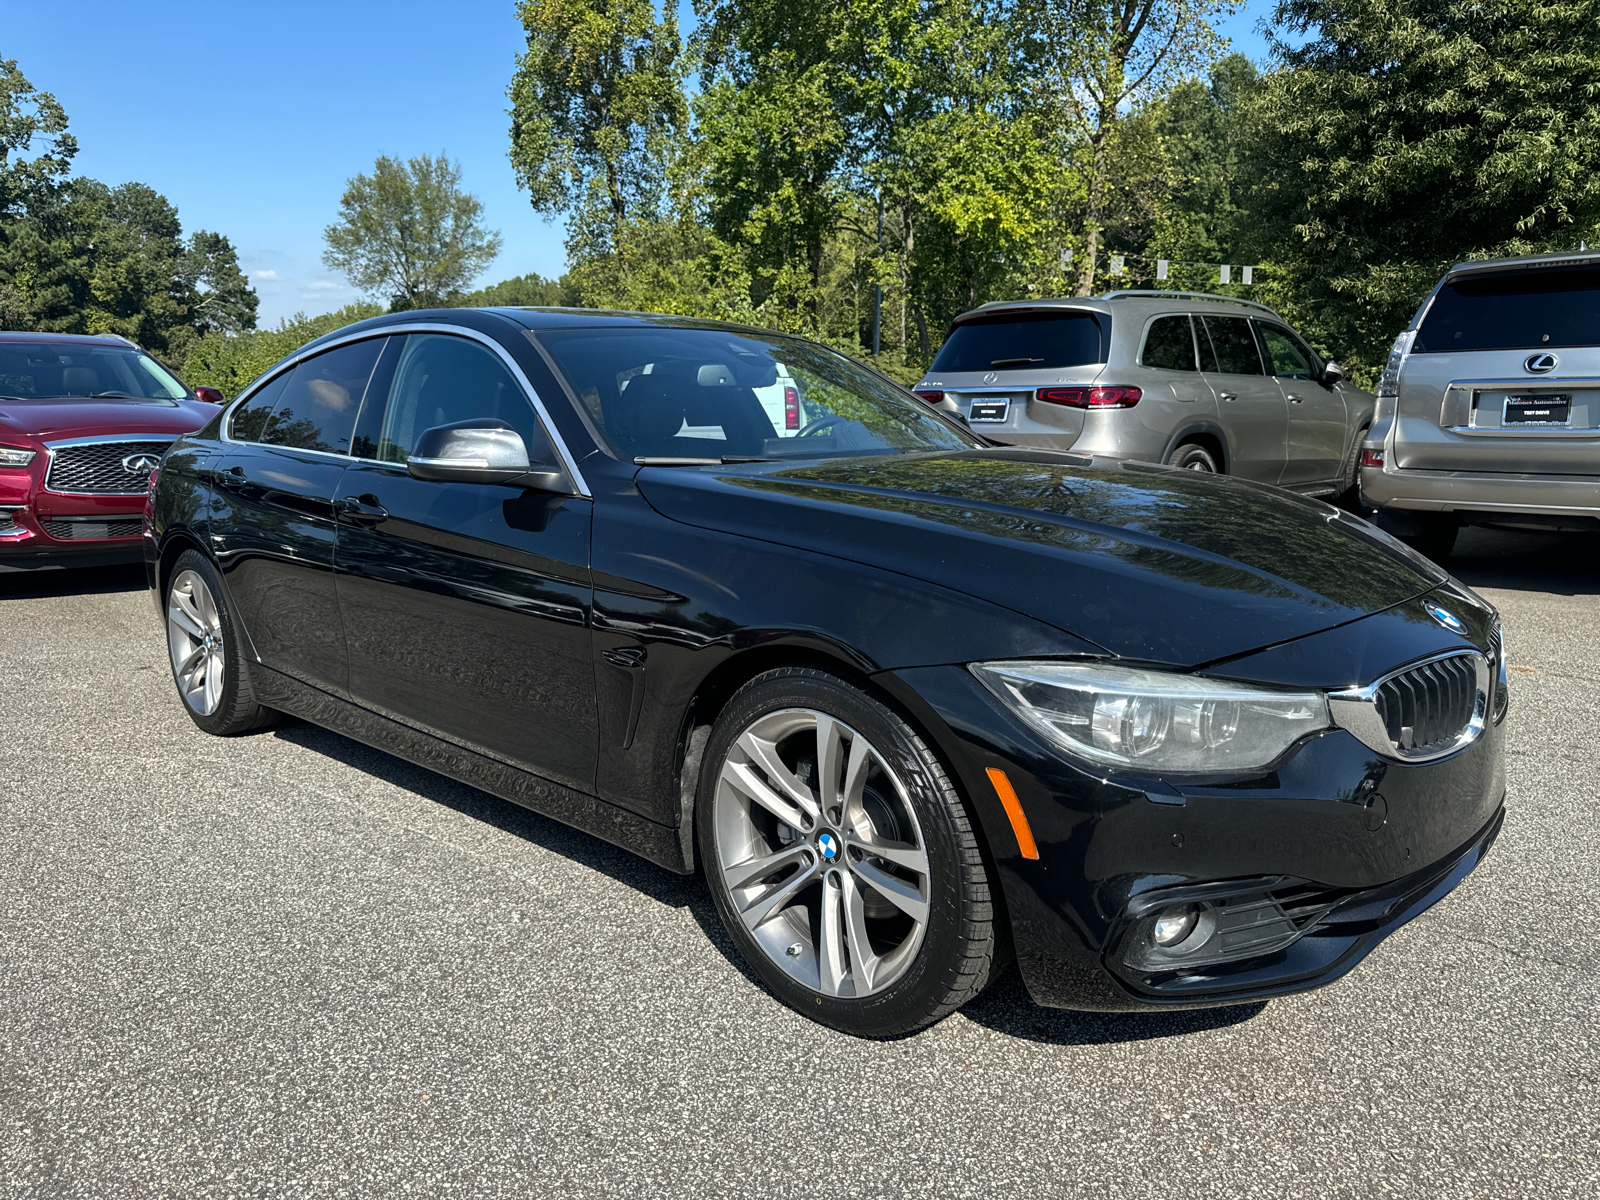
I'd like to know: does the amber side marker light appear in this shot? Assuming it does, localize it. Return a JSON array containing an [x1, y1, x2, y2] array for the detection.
[[986, 768, 1040, 860]]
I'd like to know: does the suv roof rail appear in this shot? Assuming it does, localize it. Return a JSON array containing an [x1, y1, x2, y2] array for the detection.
[[1100, 289, 1282, 318]]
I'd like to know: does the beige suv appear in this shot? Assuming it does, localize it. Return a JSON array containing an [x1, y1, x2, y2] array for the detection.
[[1360, 251, 1600, 559]]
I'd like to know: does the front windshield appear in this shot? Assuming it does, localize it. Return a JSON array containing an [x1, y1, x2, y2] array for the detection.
[[0, 342, 189, 401], [535, 326, 979, 461]]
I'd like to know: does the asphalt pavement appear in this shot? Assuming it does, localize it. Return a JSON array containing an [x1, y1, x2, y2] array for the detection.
[[2, 527, 1596, 1199]]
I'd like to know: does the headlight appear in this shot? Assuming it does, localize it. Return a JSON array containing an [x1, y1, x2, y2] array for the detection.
[[0, 445, 37, 467], [972, 660, 1331, 775]]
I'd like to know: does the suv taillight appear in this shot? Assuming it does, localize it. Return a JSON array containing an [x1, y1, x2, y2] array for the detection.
[[1376, 330, 1414, 404], [783, 385, 800, 429], [1035, 386, 1141, 409], [914, 389, 945, 405]]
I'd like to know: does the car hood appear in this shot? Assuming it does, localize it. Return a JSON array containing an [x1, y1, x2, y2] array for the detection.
[[0, 397, 218, 441], [634, 451, 1446, 666]]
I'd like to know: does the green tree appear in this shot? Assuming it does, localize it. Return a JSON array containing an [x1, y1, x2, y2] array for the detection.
[[1248, 0, 1600, 379], [0, 57, 76, 327], [323, 153, 502, 310], [453, 271, 575, 307], [179, 302, 384, 400], [508, 0, 688, 252]]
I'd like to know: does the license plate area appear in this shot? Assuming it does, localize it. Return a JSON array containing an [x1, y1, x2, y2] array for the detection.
[[968, 399, 1010, 422], [1503, 394, 1571, 426]]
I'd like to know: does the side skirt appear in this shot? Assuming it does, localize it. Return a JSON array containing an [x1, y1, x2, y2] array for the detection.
[[253, 666, 692, 874]]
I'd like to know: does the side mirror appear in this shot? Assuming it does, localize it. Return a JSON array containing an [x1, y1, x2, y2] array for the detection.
[[407, 419, 570, 491], [192, 385, 226, 405], [1320, 361, 1346, 387]]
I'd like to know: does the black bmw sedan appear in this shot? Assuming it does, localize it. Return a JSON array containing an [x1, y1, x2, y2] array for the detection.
[[144, 308, 1508, 1037]]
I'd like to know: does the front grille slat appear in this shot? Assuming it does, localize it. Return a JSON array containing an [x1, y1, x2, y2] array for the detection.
[[45, 440, 171, 494], [1373, 652, 1479, 756], [41, 517, 143, 540]]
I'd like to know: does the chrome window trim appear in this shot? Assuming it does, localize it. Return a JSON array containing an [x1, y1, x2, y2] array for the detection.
[[39, 433, 177, 497], [1327, 649, 1489, 763], [219, 324, 591, 497]]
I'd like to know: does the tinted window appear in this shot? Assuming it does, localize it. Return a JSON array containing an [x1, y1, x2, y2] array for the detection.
[[1416, 266, 1600, 352], [537, 327, 977, 462], [1199, 316, 1264, 375], [0, 342, 188, 400], [1257, 324, 1317, 379], [1141, 316, 1197, 371], [229, 372, 289, 442], [377, 334, 550, 464], [929, 311, 1106, 372], [262, 339, 383, 454]]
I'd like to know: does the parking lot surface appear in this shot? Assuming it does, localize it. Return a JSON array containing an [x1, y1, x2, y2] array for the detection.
[[2, 528, 1596, 1199]]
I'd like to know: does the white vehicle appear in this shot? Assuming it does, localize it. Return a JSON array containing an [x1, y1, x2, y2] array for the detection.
[[753, 362, 810, 436]]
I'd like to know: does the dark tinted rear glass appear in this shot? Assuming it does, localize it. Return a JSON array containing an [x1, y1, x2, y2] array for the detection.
[[230, 372, 289, 442], [1141, 316, 1196, 371], [930, 311, 1106, 372], [1199, 316, 1264, 375], [1416, 267, 1600, 352], [262, 339, 383, 454]]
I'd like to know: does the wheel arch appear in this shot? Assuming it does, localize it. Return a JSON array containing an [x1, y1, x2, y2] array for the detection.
[[1160, 421, 1231, 472]]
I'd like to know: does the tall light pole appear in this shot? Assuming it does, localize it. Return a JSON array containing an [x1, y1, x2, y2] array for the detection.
[[871, 196, 883, 357]]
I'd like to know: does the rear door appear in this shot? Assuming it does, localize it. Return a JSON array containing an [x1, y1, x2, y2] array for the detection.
[[333, 331, 598, 793], [1257, 321, 1348, 488], [210, 336, 390, 696], [1397, 264, 1600, 474], [1196, 314, 1287, 481]]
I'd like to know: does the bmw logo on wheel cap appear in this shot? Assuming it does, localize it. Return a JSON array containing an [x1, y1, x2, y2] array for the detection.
[[1425, 602, 1466, 633], [817, 832, 839, 861]]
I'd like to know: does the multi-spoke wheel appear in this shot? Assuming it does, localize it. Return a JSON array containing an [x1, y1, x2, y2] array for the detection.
[[163, 549, 276, 735], [699, 668, 1002, 1037]]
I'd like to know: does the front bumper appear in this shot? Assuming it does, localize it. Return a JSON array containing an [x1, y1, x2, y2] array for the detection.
[[878, 658, 1508, 1012], [0, 502, 146, 571], [1361, 461, 1600, 521]]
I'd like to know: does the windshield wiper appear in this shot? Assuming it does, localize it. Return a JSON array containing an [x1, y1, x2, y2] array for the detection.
[[89, 391, 141, 399], [633, 455, 779, 466], [989, 357, 1043, 368]]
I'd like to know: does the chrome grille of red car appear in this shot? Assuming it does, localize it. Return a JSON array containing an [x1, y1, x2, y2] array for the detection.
[[0, 508, 20, 535], [1374, 653, 1480, 755], [40, 516, 143, 540], [45, 439, 172, 494]]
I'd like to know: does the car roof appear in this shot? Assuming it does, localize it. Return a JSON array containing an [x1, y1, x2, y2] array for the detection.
[[947, 291, 1284, 328], [1446, 249, 1600, 279], [0, 331, 141, 347]]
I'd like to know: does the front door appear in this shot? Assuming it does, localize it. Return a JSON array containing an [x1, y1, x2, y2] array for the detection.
[[1258, 322, 1349, 488], [210, 336, 388, 696], [1197, 314, 1287, 482], [333, 331, 598, 792]]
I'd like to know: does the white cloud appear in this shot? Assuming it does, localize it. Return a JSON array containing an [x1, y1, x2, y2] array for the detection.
[[252, 269, 278, 280], [302, 279, 351, 295]]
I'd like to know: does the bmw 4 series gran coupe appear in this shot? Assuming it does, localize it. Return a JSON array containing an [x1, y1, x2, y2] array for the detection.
[[145, 308, 1509, 1037]]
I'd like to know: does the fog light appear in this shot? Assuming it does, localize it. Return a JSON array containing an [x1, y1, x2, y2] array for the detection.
[[1153, 904, 1199, 946]]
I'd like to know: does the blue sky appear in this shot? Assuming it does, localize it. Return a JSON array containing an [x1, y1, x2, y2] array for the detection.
[[6, 1, 1276, 327]]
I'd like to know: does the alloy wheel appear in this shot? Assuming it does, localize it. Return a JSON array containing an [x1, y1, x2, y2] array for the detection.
[[712, 708, 931, 998], [167, 569, 226, 716]]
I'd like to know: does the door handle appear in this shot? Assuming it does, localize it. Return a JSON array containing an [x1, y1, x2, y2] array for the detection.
[[1287, 393, 1304, 403], [336, 495, 389, 525], [1219, 391, 1237, 402], [210, 464, 247, 490]]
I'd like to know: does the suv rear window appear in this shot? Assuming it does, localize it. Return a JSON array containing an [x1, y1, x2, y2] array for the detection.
[[930, 310, 1106, 372], [1416, 266, 1600, 352]]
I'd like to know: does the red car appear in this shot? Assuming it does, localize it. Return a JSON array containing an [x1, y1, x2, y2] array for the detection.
[[0, 332, 222, 571]]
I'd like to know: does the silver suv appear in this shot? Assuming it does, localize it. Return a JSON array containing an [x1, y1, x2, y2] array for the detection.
[[913, 292, 1374, 499], [1360, 251, 1600, 559]]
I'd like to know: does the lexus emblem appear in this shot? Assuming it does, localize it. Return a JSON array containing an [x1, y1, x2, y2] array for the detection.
[[1524, 352, 1558, 374], [982, 371, 998, 383], [121, 453, 161, 474]]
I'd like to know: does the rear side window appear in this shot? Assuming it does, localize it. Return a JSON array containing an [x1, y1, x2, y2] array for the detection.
[[1416, 266, 1600, 352], [1140, 316, 1197, 371], [229, 372, 289, 442], [262, 339, 384, 454], [929, 311, 1106, 372], [1257, 324, 1318, 380], [376, 334, 551, 464], [1198, 316, 1265, 375]]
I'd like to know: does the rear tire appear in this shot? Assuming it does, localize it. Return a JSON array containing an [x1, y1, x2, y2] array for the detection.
[[1400, 513, 1460, 563], [697, 667, 1002, 1038], [1333, 425, 1370, 511], [164, 549, 278, 736], [1166, 442, 1220, 473]]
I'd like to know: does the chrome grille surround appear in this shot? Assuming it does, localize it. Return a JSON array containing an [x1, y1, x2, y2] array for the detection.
[[43, 435, 173, 495], [1328, 649, 1489, 763], [0, 507, 25, 539]]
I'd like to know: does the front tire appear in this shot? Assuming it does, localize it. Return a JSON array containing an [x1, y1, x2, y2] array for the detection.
[[164, 549, 277, 736], [697, 667, 1002, 1037]]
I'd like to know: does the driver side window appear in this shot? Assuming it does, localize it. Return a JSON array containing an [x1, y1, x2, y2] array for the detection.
[[377, 334, 553, 465]]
